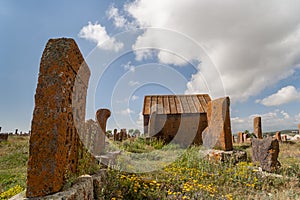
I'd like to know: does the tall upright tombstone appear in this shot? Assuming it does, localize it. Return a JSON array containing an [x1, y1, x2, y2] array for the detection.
[[26, 38, 90, 198], [253, 116, 262, 139], [298, 124, 300, 134], [95, 109, 111, 155], [202, 97, 233, 151]]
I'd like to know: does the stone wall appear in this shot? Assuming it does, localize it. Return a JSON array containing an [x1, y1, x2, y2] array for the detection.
[[26, 38, 90, 198]]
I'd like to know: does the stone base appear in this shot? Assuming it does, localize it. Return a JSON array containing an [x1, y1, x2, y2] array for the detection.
[[95, 151, 121, 166], [21, 170, 108, 200], [200, 149, 247, 164]]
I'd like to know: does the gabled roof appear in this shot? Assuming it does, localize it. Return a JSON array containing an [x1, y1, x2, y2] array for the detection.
[[143, 94, 211, 115]]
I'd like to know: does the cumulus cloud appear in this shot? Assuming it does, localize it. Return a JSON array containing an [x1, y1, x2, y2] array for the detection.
[[78, 21, 123, 52], [122, 0, 300, 101], [256, 85, 300, 106], [123, 61, 135, 72], [231, 110, 299, 133], [118, 108, 134, 115]]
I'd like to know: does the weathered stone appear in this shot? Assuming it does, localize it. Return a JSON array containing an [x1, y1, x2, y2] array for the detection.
[[0, 126, 2, 132], [252, 138, 280, 172], [237, 132, 244, 143], [95, 109, 111, 155], [275, 131, 281, 142], [26, 38, 90, 197], [243, 133, 248, 143], [281, 135, 287, 142], [232, 135, 235, 143], [113, 129, 117, 141], [0, 133, 8, 142], [202, 97, 233, 151], [253, 117, 262, 139], [298, 124, 300, 134], [200, 149, 247, 164]]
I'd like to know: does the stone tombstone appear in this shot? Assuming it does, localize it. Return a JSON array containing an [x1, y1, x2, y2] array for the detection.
[[0, 133, 8, 142], [237, 132, 244, 143], [243, 133, 248, 143], [0, 127, 2, 132], [252, 137, 280, 172], [15, 129, 18, 135], [121, 128, 127, 141], [95, 109, 111, 155], [232, 135, 235, 143], [113, 129, 118, 141], [282, 135, 287, 142], [298, 124, 300, 134], [202, 97, 233, 151], [26, 38, 90, 198], [253, 116, 262, 139], [275, 131, 281, 142]]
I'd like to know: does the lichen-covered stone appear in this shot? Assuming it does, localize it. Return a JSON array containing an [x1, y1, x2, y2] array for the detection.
[[201, 149, 247, 164], [26, 38, 90, 197], [202, 97, 233, 151], [252, 137, 280, 172], [253, 117, 262, 139]]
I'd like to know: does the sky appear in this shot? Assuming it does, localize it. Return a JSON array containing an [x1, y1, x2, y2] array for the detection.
[[1, 0, 300, 134]]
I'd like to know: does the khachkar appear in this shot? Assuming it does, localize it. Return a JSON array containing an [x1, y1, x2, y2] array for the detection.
[[253, 116, 262, 139], [202, 97, 233, 151], [26, 38, 90, 197]]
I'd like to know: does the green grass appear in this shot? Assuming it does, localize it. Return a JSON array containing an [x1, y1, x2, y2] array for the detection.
[[0, 136, 29, 199], [101, 139, 300, 200], [1, 136, 300, 200]]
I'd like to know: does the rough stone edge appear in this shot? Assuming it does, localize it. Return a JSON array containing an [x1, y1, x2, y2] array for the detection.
[[12, 170, 108, 200]]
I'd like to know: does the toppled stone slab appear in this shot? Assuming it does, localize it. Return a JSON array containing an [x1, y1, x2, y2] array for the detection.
[[252, 137, 280, 172], [202, 97, 233, 151], [26, 38, 90, 198], [200, 149, 247, 164], [0, 133, 8, 142]]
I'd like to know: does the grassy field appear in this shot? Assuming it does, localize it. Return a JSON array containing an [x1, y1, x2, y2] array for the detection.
[[0, 136, 29, 199], [0, 136, 299, 199]]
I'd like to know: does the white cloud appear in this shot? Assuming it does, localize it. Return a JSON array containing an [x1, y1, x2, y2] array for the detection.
[[131, 95, 139, 101], [122, 0, 300, 101], [128, 80, 140, 86], [118, 108, 134, 115], [123, 61, 135, 72], [136, 112, 144, 129], [78, 21, 123, 52], [107, 6, 127, 28], [256, 85, 300, 106], [231, 110, 298, 133]]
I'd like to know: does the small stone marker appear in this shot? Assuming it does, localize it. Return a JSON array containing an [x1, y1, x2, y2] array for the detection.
[[113, 129, 118, 141], [252, 137, 280, 172], [0, 133, 8, 142], [26, 38, 90, 197], [253, 116, 262, 139], [237, 132, 244, 143], [275, 131, 281, 142], [95, 109, 111, 155], [281, 135, 287, 142], [202, 97, 233, 151]]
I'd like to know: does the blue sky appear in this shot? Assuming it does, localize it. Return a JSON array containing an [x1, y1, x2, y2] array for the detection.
[[1, 0, 300, 134]]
